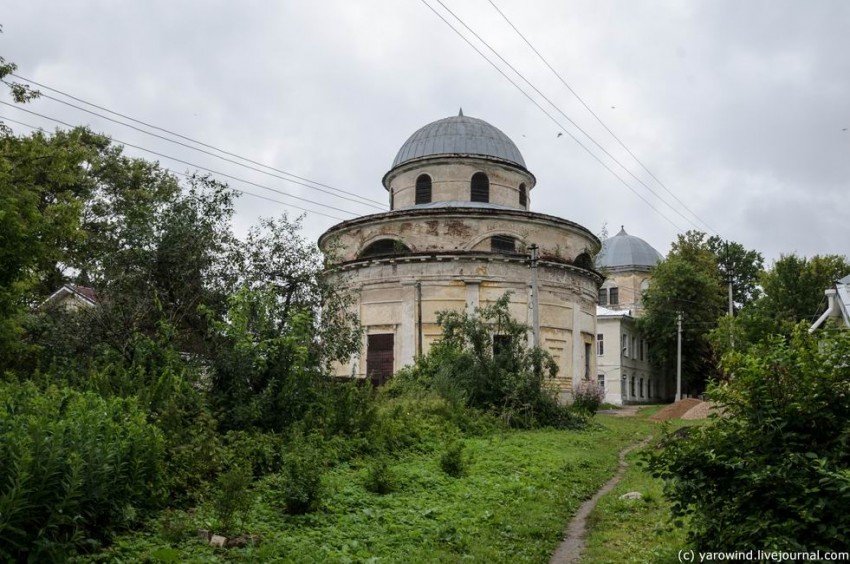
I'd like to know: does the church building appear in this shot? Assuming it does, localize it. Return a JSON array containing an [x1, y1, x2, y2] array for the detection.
[[318, 111, 603, 399], [595, 227, 671, 404]]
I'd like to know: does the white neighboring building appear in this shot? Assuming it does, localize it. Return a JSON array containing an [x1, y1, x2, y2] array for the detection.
[[594, 228, 672, 405], [809, 274, 850, 333]]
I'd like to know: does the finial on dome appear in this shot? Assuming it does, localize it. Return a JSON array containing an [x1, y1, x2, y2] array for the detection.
[[618, 225, 627, 235], [458, 107, 464, 117]]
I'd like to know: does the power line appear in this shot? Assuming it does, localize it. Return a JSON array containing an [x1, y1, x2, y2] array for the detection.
[[0, 107, 356, 221], [10, 73, 387, 209], [428, 0, 699, 233], [418, 0, 683, 232], [486, 0, 719, 236]]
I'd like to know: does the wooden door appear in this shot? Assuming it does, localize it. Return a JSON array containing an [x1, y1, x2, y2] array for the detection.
[[366, 333, 394, 386]]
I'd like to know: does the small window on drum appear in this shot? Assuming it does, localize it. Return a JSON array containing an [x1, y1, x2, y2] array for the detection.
[[491, 235, 516, 254], [359, 239, 411, 259], [471, 172, 489, 203], [519, 183, 527, 208], [415, 174, 432, 205]]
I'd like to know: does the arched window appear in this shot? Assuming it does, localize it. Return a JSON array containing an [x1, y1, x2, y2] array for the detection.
[[491, 235, 516, 254], [519, 183, 527, 208], [471, 172, 489, 203], [389, 189, 394, 210], [415, 174, 432, 205], [359, 239, 411, 259], [573, 252, 593, 270]]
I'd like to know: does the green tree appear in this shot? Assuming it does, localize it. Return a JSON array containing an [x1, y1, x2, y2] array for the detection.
[[706, 235, 764, 309], [648, 327, 850, 551], [713, 254, 850, 353], [638, 231, 725, 394]]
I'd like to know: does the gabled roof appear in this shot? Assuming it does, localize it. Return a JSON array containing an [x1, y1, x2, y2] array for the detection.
[[41, 284, 99, 309]]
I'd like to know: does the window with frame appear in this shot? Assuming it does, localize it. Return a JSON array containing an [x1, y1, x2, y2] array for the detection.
[[630, 376, 635, 397], [597, 374, 605, 390], [596, 333, 604, 356], [598, 288, 608, 306], [585, 343, 591, 379], [609, 287, 619, 305], [639, 378, 644, 398], [415, 174, 432, 205], [622, 333, 629, 357], [491, 235, 516, 254], [639, 339, 645, 361], [519, 183, 527, 208], [471, 172, 489, 202], [359, 239, 411, 259]]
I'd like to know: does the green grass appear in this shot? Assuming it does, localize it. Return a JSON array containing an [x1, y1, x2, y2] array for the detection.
[[579, 416, 704, 564], [86, 418, 656, 563]]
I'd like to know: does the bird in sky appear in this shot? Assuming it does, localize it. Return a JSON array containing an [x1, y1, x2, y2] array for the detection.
[[556, 132, 563, 138]]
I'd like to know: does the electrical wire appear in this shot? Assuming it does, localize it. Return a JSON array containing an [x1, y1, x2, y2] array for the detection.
[[418, 0, 684, 232], [430, 0, 703, 232], [0, 109, 354, 221], [486, 0, 719, 236], [10, 73, 387, 209]]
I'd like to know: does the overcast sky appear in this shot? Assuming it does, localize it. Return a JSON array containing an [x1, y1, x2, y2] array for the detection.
[[3, 0, 848, 264]]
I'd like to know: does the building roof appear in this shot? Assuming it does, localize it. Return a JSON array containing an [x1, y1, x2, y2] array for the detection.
[[595, 227, 663, 272], [41, 284, 99, 309], [391, 111, 526, 169], [596, 305, 633, 318]]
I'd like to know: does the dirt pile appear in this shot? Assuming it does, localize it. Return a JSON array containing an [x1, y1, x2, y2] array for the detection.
[[682, 401, 720, 420], [649, 398, 702, 421]]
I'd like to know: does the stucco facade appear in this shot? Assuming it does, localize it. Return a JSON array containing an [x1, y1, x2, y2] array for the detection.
[[319, 113, 602, 399]]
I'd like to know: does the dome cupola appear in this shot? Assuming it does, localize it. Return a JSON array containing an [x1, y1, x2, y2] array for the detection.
[[390, 109, 526, 170], [596, 227, 663, 272]]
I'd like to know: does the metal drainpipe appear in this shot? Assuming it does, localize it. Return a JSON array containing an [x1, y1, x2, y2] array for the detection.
[[529, 244, 540, 349]]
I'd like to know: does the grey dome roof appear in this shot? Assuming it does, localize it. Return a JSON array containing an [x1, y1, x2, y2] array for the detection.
[[391, 112, 526, 169], [596, 227, 663, 271]]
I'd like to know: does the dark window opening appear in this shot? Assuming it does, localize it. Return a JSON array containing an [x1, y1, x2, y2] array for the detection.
[[415, 174, 432, 205], [359, 239, 411, 259], [598, 289, 608, 306], [493, 334, 512, 357], [519, 183, 527, 207], [491, 235, 516, 254], [389, 189, 394, 210], [471, 172, 489, 202], [573, 252, 593, 270], [367, 333, 394, 386], [609, 287, 619, 305], [585, 343, 591, 379]]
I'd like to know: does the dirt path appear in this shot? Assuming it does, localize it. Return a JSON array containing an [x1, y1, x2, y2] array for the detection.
[[549, 437, 652, 564], [595, 405, 641, 417]]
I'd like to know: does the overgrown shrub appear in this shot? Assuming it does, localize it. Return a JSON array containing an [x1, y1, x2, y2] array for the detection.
[[647, 327, 850, 551], [440, 440, 470, 478], [278, 433, 326, 514], [572, 379, 606, 415], [212, 461, 255, 534], [364, 457, 398, 495], [391, 295, 586, 429], [0, 382, 165, 561]]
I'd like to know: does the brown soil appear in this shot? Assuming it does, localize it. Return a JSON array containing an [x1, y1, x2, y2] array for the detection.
[[648, 398, 702, 421], [681, 401, 720, 420]]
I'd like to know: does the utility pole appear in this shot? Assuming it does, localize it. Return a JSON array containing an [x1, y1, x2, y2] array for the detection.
[[725, 240, 734, 317], [529, 244, 540, 349], [676, 311, 683, 401]]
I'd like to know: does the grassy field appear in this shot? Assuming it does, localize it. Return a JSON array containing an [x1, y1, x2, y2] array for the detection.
[[85, 415, 659, 563]]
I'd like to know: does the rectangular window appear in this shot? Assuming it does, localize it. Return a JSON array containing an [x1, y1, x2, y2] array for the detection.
[[609, 287, 619, 305], [585, 343, 591, 379], [597, 288, 608, 306], [596, 333, 604, 356], [622, 333, 629, 357], [629, 375, 635, 397], [640, 378, 644, 398], [639, 339, 645, 361], [597, 374, 605, 390], [491, 235, 516, 254]]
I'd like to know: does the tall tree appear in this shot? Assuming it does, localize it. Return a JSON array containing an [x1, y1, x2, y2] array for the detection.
[[707, 235, 764, 310], [638, 231, 726, 394]]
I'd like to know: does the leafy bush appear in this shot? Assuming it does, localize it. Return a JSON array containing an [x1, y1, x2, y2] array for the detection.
[[278, 433, 326, 514], [0, 382, 165, 561], [364, 456, 398, 495], [572, 379, 606, 414], [392, 295, 586, 429], [647, 327, 850, 551], [212, 461, 255, 534], [440, 440, 470, 478]]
